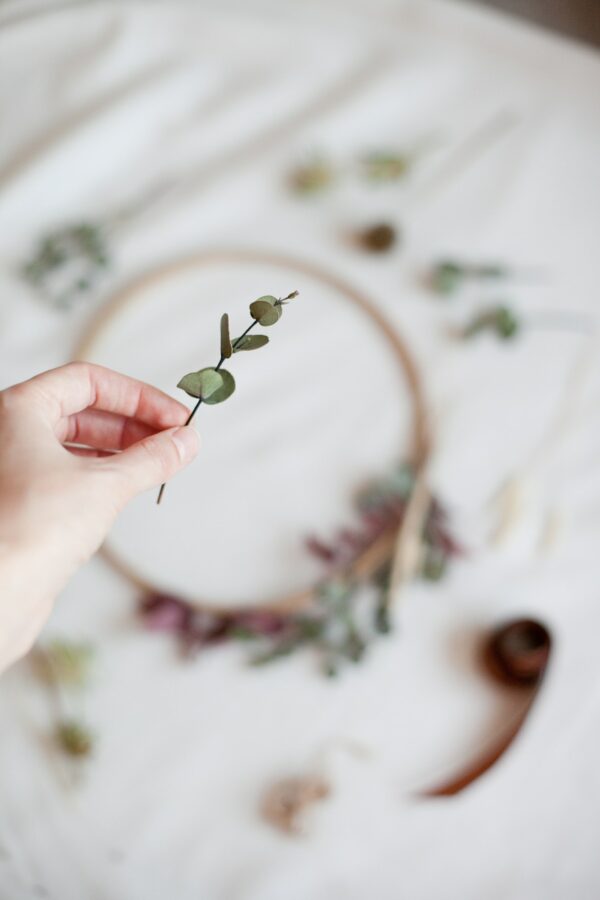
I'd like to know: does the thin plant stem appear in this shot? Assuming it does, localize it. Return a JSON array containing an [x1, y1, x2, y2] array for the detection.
[[156, 318, 261, 505]]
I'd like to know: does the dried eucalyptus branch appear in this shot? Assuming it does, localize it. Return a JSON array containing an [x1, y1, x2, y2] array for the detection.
[[429, 260, 508, 296], [460, 304, 596, 342], [428, 258, 548, 297], [156, 290, 299, 504], [461, 304, 520, 340]]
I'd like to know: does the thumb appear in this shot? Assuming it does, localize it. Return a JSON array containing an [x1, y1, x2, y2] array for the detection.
[[108, 425, 200, 498]]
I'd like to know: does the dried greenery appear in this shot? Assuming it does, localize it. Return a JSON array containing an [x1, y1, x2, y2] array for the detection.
[[142, 463, 462, 675], [289, 145, 424, 195], [360, 151, 414, 182], [461, 304, 520, 341], [22, 223, 110, 308], [157, 291, 299, 504], [429, 260, 507, 296], [261, 773, 330, 834], [358, 222, 398, 253], [55, 720, 94, 757], [32, 640, 95, 759], [289, 156, 336, 194]]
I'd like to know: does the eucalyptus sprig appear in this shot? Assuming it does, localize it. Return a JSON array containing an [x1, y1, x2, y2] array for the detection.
[[430, 260, 508, 296], [156, 290, 299, 504], [460, 304, 520, 341], [460, 304, 595, 343], [23, 223, 110, 309], [427, 258, 549, 297]]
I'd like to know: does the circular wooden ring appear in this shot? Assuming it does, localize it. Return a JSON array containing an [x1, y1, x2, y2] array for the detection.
[[74, 248, 430, 611]]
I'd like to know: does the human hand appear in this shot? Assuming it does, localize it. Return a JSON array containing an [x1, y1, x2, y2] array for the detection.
[[0, 362, 199, 672]]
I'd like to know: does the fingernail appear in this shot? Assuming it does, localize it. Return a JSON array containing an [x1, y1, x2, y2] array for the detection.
[[171, 426, 200, 463]]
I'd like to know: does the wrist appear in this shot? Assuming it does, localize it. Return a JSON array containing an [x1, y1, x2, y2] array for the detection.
[[0, 535, 60, 674]]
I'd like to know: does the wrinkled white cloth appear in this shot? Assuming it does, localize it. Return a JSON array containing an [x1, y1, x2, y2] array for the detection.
[[1, 1, 600, 898]]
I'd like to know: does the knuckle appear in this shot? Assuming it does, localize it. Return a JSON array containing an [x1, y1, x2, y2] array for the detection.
[[0, 384, 26, 414], [63, 360, 88, 377]]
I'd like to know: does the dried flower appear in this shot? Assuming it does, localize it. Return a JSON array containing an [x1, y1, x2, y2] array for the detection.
[[22, 223, 109, 308], [138, 594, 294, 655], [289, 156, 335, 194], [461, 305, 520, 340], [358, 222, 397, 253], [232, 610, 290, 637], [261, 773, 330, 834], [361, 151, 413, 182], [429, 260, 507, 296], [55, 720, 94, 757], [429, 261, 464, 295], [140, 461, 461, 675], [139, 594, 191, 632], [32, 639, 96, 765], [181, 610, 232, 655]]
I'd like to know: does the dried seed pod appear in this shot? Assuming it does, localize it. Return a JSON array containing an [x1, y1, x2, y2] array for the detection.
[[55, 720, 94, 758], [261, 774, 330, 834], [358, 223, 398, 253]]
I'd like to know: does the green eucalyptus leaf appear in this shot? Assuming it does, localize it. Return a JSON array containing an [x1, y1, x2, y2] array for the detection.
[[249, 299, 271, 318], [220, 313, 233, 358], [233, 334, 270, 352], [495, 306, 519, 339], [255, 294, 278, 305], [249, 297, 281, 326], [177, 368, 224, 400], [203, 368, 235, 404]]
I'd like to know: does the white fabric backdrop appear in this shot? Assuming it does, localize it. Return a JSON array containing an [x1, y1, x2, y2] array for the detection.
[[1, 1, 600, 897]]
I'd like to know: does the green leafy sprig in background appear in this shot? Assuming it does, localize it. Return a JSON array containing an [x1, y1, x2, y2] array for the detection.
[[32, 639, 95, 759]]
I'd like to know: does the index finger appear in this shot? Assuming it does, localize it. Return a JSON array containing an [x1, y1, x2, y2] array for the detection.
[[13, 362, 191, 429]]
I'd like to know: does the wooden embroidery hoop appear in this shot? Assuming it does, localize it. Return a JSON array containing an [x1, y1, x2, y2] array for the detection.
[[74, 248, 431, 612]]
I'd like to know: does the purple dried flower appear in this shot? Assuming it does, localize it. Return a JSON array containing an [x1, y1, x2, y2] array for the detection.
[[233, 610, 290, 636], [429, 523, 464, 558], [305, 536, 338, 563], [179, 611, 231, 657], [186, 610, 230, 643], [385, 497, 407, 521], [338, 528, 368, 552], [139, 594, 192, 632], [428, 498, 448, 524], [361, 508, 393, 535]]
